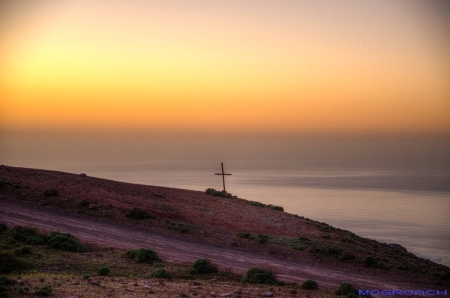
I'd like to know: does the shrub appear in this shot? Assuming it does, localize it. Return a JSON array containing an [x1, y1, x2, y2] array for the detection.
[[126, 207, 152, 219], [301, 279, 318, 289], [9, 226, 40, 242], [258, 238, 267, 244], [335, 282, 358, 296], [249, 201, 265, 207], [322, 234, 331, 239], [364, 256, 377, 267], [237, 232, 252, 239], [191, 259, 218, 274], [82, 274, 90, 279], [0, 277, 15, 287], [34, 284, 52, 296], [317, 222, 335, 232], [0, 276, 16, 297], [43, 188, 58, 197], [242, 268, 277, 284], [124, 248, 160, 264], [79, 200, 90, 207], [338, 251, 356, 261], [47, 234, 86, 252], [0, 252, 27, 273], [249, 201, 284, 211], [340, 237, 354, 244], [205, 188, 229, 197], [13, 246, 32, 257], [97, 266, 111, 276], [26, 236, 47, 245], [267, 205, 284, 211], [0, 224, 7, 234], [151, 268, 172, 279], [258, 234, 269, 243]]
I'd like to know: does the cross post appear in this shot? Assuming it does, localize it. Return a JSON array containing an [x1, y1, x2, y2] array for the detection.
[[215, 162, 232, 192]]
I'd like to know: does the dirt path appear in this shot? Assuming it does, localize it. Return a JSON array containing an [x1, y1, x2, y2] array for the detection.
[[0, 198, 417, 291]]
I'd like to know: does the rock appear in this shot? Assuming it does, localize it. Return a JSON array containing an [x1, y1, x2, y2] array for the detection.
[[68, 296, 79, 298], [126, 288, 133, 292], [133, 282, 138, 286], [290, 289, 297, 294], [210, 291, 216, 296], [192, 286, 202, 289], [265, 291, 273, 297], [193, 281, 203, 285], [88, 203, 97, 210], [220, 293, 232, 297], [143, 285, 151, 289], [79, 173, 87, 177]]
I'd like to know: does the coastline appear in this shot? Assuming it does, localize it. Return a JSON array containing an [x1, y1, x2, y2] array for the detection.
[[1, 164, 449, 290]]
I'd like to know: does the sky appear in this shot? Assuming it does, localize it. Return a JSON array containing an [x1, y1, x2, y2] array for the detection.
[[1, 0, 449, 138]]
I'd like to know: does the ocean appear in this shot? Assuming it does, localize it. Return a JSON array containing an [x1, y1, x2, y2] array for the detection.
[[1, 135, 449, 266]]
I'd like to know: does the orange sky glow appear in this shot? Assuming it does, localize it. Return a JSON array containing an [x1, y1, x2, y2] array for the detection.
[[1, 0, 449, 137]]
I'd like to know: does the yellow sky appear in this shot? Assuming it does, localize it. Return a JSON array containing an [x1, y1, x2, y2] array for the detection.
[[1, 0, 449, 136]]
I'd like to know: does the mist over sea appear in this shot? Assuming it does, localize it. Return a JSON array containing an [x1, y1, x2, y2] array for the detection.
[[1, 134, 449, 266]]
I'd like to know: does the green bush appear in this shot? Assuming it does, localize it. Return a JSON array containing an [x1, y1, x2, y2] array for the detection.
[[47, 233, 86, 252], [126, 207, 152, 219], [0, 276, 16, 298], [0, 277, 14, 297], [97, 266, 111, 276], [13, 246, 32, 257], [258, 235, 268, 243], [34, 284, 52, 296], [249, 201, 265, 207], [205, 188, 229, 197], [26, 236, 48, 245], [301, 279, 318, 289], [242, 268, 277, 284], [340, 237, 354, 244], [0, 252, 28, 273], [124, 248, 160, 264], [338, 250, 356, 261], [364, 256, 377, 267], [82, 274, 90, 279], [151, 268, 172, 279], [9, 226, 40, 242], [190, 259, 218, 274], [317, 222, 335, 232], [335, 282, 358, 296], [0, 224, 7, 234], [237, 232, 252, 239], [43, 188, 58, 197], [79, 200, 90, 207], [267, 205, 284, 211], [248, 201, 284, 211]]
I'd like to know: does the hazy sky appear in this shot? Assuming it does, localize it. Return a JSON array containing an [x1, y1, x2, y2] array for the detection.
[[1, 0, 449, 137]]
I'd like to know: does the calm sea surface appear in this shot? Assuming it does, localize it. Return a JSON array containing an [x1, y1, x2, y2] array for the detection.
[[1, 136, 449, 266]]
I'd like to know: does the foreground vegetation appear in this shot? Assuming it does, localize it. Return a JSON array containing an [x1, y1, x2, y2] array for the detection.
[[0, 222, 339, 297]]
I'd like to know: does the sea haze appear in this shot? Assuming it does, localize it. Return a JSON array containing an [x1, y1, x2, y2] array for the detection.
[[1, 134, 449, 266]]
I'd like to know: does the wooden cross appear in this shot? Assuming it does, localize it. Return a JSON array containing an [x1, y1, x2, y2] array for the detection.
[[215, 162, 232, 192]]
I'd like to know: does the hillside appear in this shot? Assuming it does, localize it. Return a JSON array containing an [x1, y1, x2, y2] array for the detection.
[[1, 165, 449, 292]]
